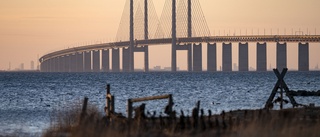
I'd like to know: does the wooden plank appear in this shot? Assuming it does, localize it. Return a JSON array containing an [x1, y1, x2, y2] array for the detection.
[[131, 94, 171, 102]]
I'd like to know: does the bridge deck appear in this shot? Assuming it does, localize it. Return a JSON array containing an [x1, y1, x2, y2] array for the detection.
[[40, 35, 320, 62]]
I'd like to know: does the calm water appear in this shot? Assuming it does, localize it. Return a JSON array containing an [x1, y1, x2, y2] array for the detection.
[[0, 71, 320, 136]]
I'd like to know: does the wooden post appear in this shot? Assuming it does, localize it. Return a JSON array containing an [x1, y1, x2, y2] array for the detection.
[[106, 84, 111, 116], [280, 84, 283, 109], [196, 101, 200, 115], [168, 94, 173, 114], [111, 95, 115, 113], [80, 97, 88, 124], [127, 99, 133, 119], [107, 84, 110, 94]]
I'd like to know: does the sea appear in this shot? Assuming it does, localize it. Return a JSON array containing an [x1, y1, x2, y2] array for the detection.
[[0, 71, 320, 136]]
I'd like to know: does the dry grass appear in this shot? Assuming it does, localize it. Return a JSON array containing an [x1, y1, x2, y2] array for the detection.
[[43, 101, 320, 137]]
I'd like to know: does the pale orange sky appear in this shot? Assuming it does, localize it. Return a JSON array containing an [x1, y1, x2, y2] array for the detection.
[[0, 0, 320, 70]]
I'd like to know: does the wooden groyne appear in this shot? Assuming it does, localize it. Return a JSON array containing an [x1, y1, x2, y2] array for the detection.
[[44, 68, 320, 137], [51, 94, 320, 137], [287, 90, 320, 96], [265, 68, 320, 109]]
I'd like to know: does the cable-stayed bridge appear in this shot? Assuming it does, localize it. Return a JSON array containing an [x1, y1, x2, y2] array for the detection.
[[39, 0, 320, 72]]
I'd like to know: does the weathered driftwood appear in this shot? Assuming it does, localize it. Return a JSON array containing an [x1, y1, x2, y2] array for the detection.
[[127, 94, 173, 119], [288, 90, 320, 96], [131, 94, 172, 102], [79, 97, 88, 124], [105, 84, 115, 117]]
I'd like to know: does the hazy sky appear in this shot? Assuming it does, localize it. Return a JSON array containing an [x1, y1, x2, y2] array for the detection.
[[1, 0, 320, 70]]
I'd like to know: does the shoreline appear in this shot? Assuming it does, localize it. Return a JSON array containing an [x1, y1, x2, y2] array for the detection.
[[43, 101, 320, 137]]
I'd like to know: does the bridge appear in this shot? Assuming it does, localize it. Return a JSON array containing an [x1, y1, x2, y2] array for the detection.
[[39, 0, 320, 72]]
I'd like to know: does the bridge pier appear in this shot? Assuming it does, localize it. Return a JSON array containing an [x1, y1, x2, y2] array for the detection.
[[123, 48, 130, 72], [239, 42, 248, 71], [40, 60, 44, 72], [92, 50, 100, 72], [207, 43, 216, 72], [276, 42, 287, 70], [60, 56, 66, 72], [64, 55, 69, 72], [193, 43, 202, 72], [52, 57, 57, 72], [298, 42, 309, 71], [257, 42, 267, 71], [43, 58, 54, 72], [129, 0, 134, 72], [58, 56, 63, 72], [144, 46, 149, 72], [53, 57, 61, 72], [188, 44, 192, 71], [76, 52, 83, 72], [222, 43, 232, 71], [70, 54, 77, 72], [112, 49, 120, 72], [41, 58, 49, 72], [143, 0, 149, 72], [171, 0, 177, 72], [51, 57, 56, 72], [66, 55, 72, 72], [84, 51, 91, 72], [102, 49, 110, 72]]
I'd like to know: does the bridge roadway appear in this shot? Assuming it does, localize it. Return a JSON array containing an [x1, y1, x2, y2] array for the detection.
[[39, 35, 320, 62]]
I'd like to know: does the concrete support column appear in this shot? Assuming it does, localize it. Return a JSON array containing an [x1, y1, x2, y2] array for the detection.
[[54, 57, 59, 72], [50, 58, 57, 72], [40, 61, 44, 72], [129, 0, 134, 72], [102, 49, 110, 72], [276, 42, 287, 70], [45, 59, 49, 72], [92, 50, 100, 72], [76, 52, 83, 72], [65, 55, 69, 72], [46, 58, 50, 72], [171, 0, 177, 72], [112, 49, 120, 72], [193, 43, 202, 71], [207, 43, 217, 72], [144, 0, 149, 72], [66, 55, 71, 72], [239, 42, 248, 71], [57, 56, 63, 72], [222, 43, 232, 71], [63, 55, 69, 72], [52, 58, 57, 72], [70, 54, 77, 72], [257, 42, 267, 71], [298, 42, 309, 71], [187, 44, 192, 72], [84, 51, 91, 72], [123, 48, 130, 72], [144, 46, 149, 72], [49, 58, 54, 72], [45, 58, 53, 72], [61, 56, 67, 72]]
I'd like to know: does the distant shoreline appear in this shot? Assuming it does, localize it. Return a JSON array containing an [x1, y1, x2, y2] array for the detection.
[[0, 70, 40, 73]]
